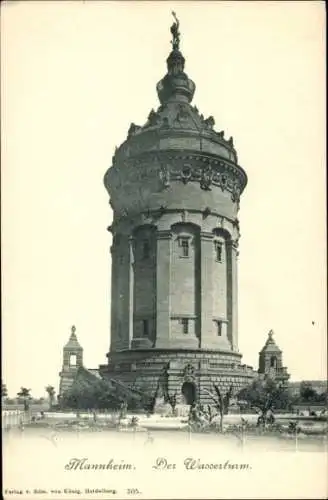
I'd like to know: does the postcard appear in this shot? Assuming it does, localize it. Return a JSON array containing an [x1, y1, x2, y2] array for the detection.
[[1, 1, 327, 499]]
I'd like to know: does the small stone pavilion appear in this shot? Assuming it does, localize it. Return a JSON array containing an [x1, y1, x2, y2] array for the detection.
[[258, 330, 290, 385], [58, 326, 100, 400], [58, 326, 83, 397]]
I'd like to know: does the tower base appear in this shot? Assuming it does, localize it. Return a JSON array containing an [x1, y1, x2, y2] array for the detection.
[[99, 349, 255, 405]]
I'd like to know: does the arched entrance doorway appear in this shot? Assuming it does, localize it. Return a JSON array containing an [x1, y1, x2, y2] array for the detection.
[[181, 381, 197, 405]]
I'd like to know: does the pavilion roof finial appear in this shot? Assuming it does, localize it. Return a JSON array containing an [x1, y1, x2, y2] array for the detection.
[[70, 325, 77, 340], [64, 324, 82, 351], [170, 11, 180, 51]]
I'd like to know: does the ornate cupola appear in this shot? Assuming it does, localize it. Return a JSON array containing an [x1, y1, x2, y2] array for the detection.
[[156, 13, 195, 105], [105, 12, 247, 220], [101, 13, 255, 404]]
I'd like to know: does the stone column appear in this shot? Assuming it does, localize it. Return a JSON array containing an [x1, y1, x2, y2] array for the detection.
[[128, 235, 135, 348], [200, 231, 216, 348], [109, 239, 118, 351], [155, 230, 172, 348], [227, 240, 239, 351], [111, 233, 133, 351]]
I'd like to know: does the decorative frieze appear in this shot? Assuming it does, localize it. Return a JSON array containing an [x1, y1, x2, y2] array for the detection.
[[181, 164, 192, 184], [200, 164, 213, 191], [106, 152, 246, 208], [159, 163, 170, 188]]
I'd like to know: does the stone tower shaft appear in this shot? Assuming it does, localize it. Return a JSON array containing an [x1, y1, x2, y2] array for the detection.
[[104, 16, 247, 359]]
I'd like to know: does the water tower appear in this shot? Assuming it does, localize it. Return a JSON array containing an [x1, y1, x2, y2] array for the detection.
[[101, 14, 254, 403]]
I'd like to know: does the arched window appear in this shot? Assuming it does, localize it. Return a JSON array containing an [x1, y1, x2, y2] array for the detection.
[[171, 222, 200, 259], [215, 242, 222, 262], [181, 238, 189, 257], [212, 228, 231, 263], [270, 356, 277, 368]]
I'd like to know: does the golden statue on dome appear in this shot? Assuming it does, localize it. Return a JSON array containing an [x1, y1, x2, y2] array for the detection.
[[170, 11, 180, 50]]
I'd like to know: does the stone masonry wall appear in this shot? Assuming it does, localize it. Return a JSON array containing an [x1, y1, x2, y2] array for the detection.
[[110, 210, 239, 352], [100, 349, 255, 404]]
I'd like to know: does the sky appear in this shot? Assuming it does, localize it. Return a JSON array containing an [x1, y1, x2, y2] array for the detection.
[[1, 1, 326, 398]]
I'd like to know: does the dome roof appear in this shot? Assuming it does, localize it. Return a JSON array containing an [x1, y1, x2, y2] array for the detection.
[[104, 13, 248, 217], [156, 49, 195, 105], [112, 13, 239, 167]]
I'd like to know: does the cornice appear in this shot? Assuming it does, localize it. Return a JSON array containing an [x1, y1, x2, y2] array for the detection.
[[200, 231, 214, 240], [156, 230, 173, 240], [110, 209, 240, 239]]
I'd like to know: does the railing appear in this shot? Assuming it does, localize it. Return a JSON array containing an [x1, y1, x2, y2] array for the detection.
[[2, 410, 26, 430]]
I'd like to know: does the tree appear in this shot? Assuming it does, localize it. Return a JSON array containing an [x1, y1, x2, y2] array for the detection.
[[17, 387, 32, 411], [45, 386, 56, 409], [203, 384, 233, 432], [237, 377, 289, 425], [60, 374, 149, 411], [299, 382, 318, 403], [61, 379, 122, 410], [2, 382, 8, 400], [317, 390, 328, 405]]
